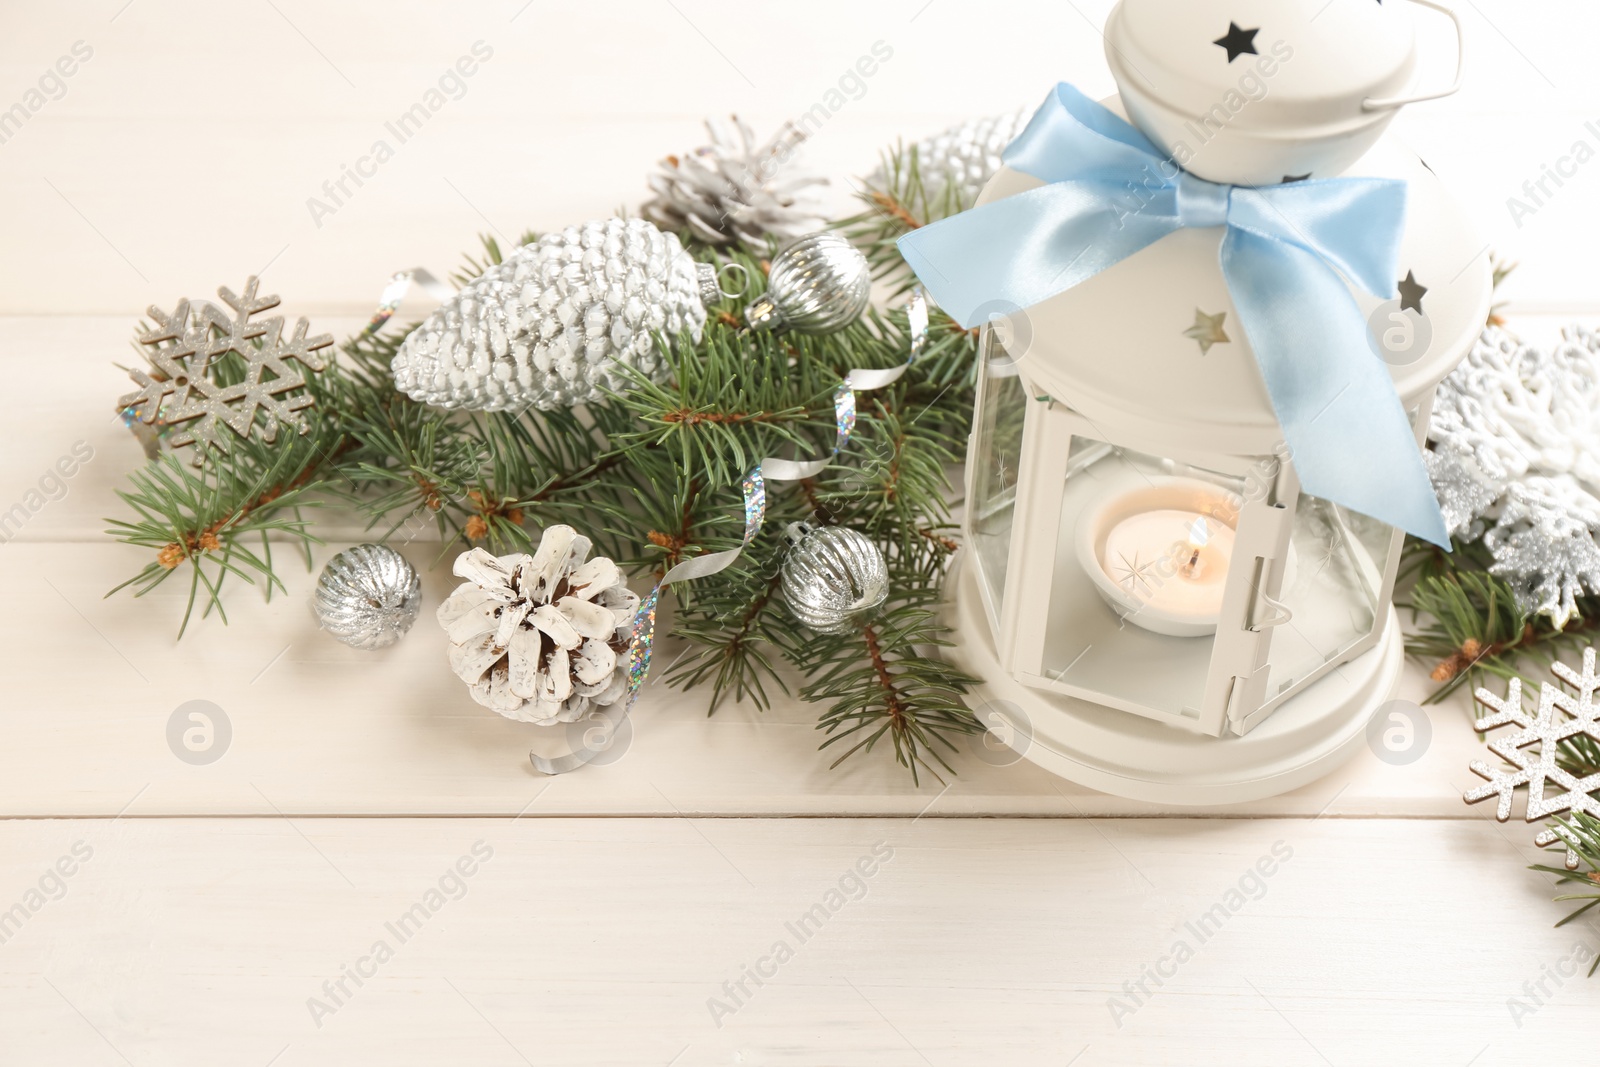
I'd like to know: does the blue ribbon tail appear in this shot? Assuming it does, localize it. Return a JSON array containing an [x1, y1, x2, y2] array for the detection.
[[1223, 229, 1449, 548], [897, 182, 1178, 329]]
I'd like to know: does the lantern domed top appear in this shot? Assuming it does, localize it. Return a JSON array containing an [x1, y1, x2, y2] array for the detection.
[[975, 96, 1491, 458], [1105, 0, 1462, 184]]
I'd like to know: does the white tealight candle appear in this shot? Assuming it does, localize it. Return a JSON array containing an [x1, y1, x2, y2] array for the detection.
[[1074, 477, 1241, 637], [1101, 510, 1235, 627]]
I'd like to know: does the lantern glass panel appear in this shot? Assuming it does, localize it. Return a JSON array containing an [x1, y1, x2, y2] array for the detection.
[[969, 344, 1028, 619], [1263, 495, 1390, 701], [1033, 436, 1247, 723]]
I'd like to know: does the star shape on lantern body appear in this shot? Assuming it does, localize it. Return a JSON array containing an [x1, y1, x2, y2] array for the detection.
[[1398, 270, 1428, 314], [1183, 308, 1230, 355], [1213, 22, 1260, 62]]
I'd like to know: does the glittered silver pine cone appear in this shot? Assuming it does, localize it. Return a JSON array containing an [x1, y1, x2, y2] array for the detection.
[[873, 110, 1030, 211], [391, 218, 709, 412], [314, 544, 423, 651], [437, 526, 639, 724], [641, 115, 828, 249], [781, 522, 890, 634], [745, 232, 870, 334]]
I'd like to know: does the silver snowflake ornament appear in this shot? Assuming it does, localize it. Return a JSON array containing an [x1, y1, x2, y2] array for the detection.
[[1464, 647, 1600, 868], [118, 277, 333, 465]]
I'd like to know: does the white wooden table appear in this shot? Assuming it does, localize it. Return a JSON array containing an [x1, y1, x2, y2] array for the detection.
[[5, 2, 1600, 1062]]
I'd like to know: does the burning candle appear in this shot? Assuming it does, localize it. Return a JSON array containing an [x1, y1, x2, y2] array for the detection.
[[1076, 478, 1239, 637]]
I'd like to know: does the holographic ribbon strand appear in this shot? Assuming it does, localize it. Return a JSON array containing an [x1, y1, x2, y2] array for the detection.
[[621, 288, 930, 707], [363, 268, 453, 336], [531, 288, 930, 775]]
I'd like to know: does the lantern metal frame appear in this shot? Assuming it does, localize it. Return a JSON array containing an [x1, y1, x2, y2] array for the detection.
[[963, 327, 1432, 741]]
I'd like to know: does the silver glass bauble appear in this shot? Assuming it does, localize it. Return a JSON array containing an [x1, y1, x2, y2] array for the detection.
[[745, 232, 870, 334], [780, 521, 890, 634], [314, 544, 423, 650]]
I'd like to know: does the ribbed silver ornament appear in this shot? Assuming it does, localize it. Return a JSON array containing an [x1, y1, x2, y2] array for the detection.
[[314, 544, 423, 651], [780, 522, 890, 634], [745, 232, 870, 334], [391, 218, 709, 412]]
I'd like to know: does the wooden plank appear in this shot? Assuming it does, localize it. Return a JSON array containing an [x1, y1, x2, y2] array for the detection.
[[0, 307, 1573, 818], [0, 537, 1502, 818], [0, 816, 1591, 1065], [0, 3, 1595, 313]]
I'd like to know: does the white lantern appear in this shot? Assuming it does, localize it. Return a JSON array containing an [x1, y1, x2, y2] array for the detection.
[[942, 0, 1490, 802]]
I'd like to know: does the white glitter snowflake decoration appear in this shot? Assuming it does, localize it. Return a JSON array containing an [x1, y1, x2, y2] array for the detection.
[[1428, 325, 1600, 625], [1464, 648, 1600, 869], [118, 277, 334, 466]]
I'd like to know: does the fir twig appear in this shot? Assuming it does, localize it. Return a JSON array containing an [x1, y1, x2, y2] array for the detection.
[[1532, 813, 1600, 975], [105, 208, 983, 779]]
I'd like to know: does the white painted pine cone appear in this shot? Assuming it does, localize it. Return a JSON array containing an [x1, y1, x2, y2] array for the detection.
[[437, 526, 639, 724]]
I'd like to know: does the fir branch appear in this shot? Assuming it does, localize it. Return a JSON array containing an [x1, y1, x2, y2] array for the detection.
[[794, 537, 981, 785], [1406, 566, 1600, 710], [104, 434, 337, 636], [835, 142, 965, 289], [617, 325, 828, 489], [1488, 256, 1517, 329], [449, 230, 539, 287], [1532, 812, 1600, 975], [105, 221, 983, 782], [663, 531, 794, 712]]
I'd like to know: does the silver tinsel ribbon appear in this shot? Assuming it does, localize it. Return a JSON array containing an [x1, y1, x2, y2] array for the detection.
[[365, 265, 928, 774], [619, 291, 929, 700], [533, 292, 925, 776], [363, 268, 454, 336]]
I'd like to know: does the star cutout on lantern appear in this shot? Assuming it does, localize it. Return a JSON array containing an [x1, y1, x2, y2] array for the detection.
[[1398, 270, 1428, 314], [1281, 173, 1312, 183], [1114, 551, 1157, 596], [1213, 22, 1260, 62], [1183, 308, 1230, 355]]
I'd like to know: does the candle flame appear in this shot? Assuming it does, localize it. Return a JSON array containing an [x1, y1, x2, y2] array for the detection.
[[1186, 516, 1210, 549]]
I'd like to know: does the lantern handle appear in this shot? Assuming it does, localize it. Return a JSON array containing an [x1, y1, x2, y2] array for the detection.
[[1363, 0, 1464, 112]]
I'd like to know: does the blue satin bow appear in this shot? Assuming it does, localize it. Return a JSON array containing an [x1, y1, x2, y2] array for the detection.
[[898, 83, 1449, 548]]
